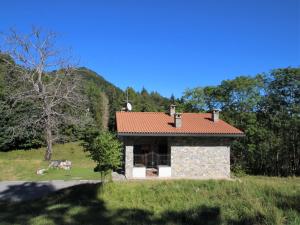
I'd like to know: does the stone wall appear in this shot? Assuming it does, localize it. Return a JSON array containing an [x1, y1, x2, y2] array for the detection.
[[124, 145, 133, 178], [122, 136, 231, 179], [169, 137, 230, 178]]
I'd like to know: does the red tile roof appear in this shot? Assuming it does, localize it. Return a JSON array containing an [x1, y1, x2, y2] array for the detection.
[[116, 112, 244, 136]]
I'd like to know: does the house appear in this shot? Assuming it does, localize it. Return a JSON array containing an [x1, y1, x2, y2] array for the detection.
[[116, 105, 244, 179]]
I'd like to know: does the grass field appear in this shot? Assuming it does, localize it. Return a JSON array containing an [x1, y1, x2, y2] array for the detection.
[[0, 142, 100, 181], [0, 177, 299, 225], [0, 143, 299, 224]]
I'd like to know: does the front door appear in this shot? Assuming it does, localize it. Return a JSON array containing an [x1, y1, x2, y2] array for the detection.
[[146, 149, 157, 168]]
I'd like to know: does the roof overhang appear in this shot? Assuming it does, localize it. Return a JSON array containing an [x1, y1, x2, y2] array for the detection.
[[117, 132, 245, 137]]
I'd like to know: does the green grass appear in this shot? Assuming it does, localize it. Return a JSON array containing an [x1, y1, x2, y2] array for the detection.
[[0, 143, 299, 224], [0, 142, 100, 181], [0, 177, 299, 225]]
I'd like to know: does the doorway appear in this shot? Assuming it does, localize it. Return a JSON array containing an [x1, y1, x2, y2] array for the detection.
[[133, 138, 170, 177]]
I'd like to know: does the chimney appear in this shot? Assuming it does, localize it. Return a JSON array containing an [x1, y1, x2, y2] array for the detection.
[[212, 109, 219, 122], [169, 104, 176, 116], [174, 113, 182, 128]]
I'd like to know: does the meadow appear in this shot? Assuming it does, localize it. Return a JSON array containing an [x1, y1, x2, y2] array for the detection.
[[0, 177, 299, 225], [0, 143, 299, 225], [0, 142, 99, 181]]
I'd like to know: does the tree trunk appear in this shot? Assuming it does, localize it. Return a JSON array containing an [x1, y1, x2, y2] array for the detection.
[[276, 150, 280, 176], [44, 117, 53, 161]]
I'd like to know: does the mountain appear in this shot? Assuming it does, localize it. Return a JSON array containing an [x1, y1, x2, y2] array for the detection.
[[76, 67, 171, 129]]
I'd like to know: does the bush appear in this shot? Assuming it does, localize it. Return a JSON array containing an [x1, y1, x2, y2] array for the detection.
[[83, 131, 122, 180], [232, 164, 247, 177]]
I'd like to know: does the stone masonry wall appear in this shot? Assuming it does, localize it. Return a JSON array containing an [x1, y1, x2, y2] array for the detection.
[[169, 137, 230, 178], [124, 145, 133, 178], [122, 136, 231, 179]]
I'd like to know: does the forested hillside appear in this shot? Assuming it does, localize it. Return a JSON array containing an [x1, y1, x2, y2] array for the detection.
[[0, 54, 170, 151], [1, 52, 299, 176], [76, 67, 170, 129], [177, 68, 300, 176]]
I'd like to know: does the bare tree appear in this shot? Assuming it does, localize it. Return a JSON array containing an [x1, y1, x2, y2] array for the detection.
[[1, 27, 86, 160]]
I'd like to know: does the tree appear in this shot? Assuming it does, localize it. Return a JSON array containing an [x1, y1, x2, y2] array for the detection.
[[83, 131, 122, 180], [1, 28, 85, 160], [85, 82, 109, 130], [170, 94, 175, 104], [262, 68, 300, 176], [179, 70, 300, 176], [182, 87, 206, 112]]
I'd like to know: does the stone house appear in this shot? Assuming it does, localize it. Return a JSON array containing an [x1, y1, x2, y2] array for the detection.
[[116, 105, 244, 179]]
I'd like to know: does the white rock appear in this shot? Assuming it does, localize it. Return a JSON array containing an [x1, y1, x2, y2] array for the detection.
[[36, 169, 47, 175], [49, 160, 72, 170], [112, 171, 126, 180]]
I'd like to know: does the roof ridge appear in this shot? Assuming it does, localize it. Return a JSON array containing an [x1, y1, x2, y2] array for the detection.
[[116, 111, 212, 114], [116, 111, 165, 113]]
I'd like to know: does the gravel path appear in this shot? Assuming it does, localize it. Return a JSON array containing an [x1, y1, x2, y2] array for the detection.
[[0, 180, 101, 202]]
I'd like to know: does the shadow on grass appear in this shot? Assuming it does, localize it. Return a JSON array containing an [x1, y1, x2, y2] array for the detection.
[[228, 213, 266, 225], [0, 183, 270, 225], [274, 191, 300, 213], [0, 183, 109, 225], [162, 206, 221, 225], [0, 183, 221, 225]]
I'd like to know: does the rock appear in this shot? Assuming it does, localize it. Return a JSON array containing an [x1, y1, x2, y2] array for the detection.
[[59, 160, 72, 170], [49, 160, 72, 170], [36, 169, 47, 175], [112, 171, 126, 181]]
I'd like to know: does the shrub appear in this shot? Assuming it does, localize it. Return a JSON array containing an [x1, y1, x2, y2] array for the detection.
[[83, 131, 122, 180], [232, 163, 247, 177]]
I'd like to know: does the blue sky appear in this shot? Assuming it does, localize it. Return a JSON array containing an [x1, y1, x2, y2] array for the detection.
[[1, 0, 299, 97]]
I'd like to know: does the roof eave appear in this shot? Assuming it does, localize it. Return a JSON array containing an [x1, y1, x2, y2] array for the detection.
[[117, 132, 245, 137]]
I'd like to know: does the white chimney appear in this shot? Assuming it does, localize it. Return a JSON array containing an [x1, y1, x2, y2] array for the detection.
[[174, 113, 182, 128], [212, 109, 219, 122], [169, 104, 176, 116]]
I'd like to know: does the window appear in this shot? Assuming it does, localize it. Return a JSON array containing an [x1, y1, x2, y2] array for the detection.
[[158, 144, 168, 154], [158, 144, 170, 166]]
